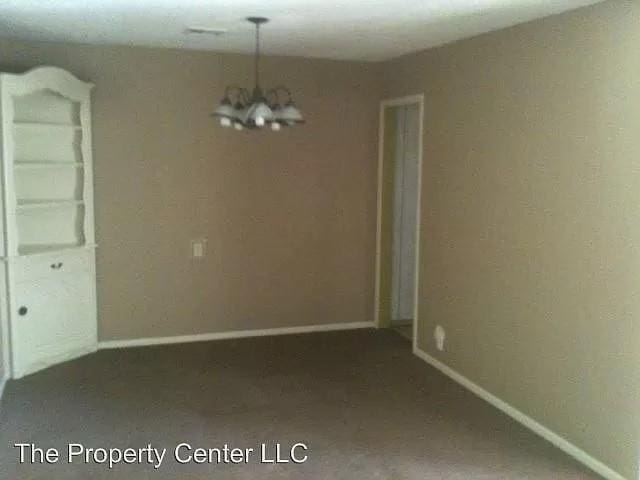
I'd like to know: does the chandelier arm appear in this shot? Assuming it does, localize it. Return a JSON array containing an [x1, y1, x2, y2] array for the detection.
[[269, 85, 293, 103], [223, 85, 245, 100], [265, 88, 279, 106], [238, 88, 251, 104]]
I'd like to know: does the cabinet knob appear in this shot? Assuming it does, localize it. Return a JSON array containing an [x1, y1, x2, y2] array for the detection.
[[50, 262, 63, 270], [18, 306, 28, 316]]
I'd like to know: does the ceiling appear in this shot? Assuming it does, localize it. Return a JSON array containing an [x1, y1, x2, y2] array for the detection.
[[0, 0, 603, 62]]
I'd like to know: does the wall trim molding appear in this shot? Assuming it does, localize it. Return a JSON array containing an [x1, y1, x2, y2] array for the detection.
[[0, 374, 7, 411], [374, 93, 425, 356], [98, 322, 375, 350], [412, 346, 627, 480]]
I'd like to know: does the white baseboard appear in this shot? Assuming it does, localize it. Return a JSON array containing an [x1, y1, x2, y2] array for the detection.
[[99, 321, 375, 350], [413, 347, 626, 480]]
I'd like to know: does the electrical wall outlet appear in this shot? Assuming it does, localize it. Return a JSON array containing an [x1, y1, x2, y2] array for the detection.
[[434, 325, 446, 351], [191, 239, 207, 259]]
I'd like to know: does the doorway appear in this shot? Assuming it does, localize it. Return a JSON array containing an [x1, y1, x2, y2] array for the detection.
[[374, 95, 423, 350]]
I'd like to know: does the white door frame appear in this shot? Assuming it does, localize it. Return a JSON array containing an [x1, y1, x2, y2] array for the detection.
[[374, 94, 424, 353]]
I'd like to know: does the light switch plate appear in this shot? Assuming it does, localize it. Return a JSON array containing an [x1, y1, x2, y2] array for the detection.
[[191, 239, 206, 259]]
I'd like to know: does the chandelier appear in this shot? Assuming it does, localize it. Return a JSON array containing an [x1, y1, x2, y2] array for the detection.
[[212, 17, 305, 131]]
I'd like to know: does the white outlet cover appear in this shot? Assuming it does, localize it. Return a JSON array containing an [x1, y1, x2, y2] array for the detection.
[[435, 325, 446, 351]]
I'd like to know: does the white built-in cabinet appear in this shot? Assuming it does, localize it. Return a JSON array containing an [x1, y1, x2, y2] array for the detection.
[[0, 66, 97, 379]]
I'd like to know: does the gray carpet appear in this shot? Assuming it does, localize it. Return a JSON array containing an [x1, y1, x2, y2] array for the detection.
[[0, 329, 598, 479]]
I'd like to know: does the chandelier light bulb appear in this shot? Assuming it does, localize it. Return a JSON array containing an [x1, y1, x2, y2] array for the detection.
[[255, 116, 265, 127], [271, 122, 281, 131], [234, 122, 244, 131], [220, 117, 232, 127]]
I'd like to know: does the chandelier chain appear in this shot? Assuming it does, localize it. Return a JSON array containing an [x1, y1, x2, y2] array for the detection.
[[255, 22, 261, 90]]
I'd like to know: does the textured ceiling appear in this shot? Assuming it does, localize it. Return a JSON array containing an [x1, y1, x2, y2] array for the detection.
[[0, 0, 604, 61]]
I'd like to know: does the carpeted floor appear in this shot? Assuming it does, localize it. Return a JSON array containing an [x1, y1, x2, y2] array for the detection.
[[0, 329, 598, 479]]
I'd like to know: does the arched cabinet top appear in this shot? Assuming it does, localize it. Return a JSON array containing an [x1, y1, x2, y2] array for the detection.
[[0, 64, 96, 259], [0, 66, 94, 100]]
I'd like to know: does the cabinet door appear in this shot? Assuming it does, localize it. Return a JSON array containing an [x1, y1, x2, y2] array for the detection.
[[11, 270, 97, 378]]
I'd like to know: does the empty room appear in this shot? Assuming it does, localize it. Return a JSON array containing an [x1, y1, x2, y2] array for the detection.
[[0, 0, 637, 478]]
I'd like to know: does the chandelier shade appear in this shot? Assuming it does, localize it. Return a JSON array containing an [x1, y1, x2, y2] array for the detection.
[[213, 97, 235, 122], [277, 101, 304, 126], [212, 17, 305, 131], [243, 99, 275, 126]]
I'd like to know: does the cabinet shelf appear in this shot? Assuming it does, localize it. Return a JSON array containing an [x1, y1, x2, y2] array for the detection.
[[13, 121, 81, 130], [15, 161, 84, 170], [16, 199, 84, 211], [2, 243, 96, 259], [17, 243, 86, 256]]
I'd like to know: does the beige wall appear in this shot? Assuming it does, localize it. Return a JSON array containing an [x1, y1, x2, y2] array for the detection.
[[0, 39, 383, 341], [383, 0, 640, 478]]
